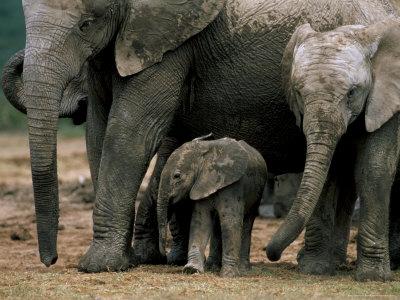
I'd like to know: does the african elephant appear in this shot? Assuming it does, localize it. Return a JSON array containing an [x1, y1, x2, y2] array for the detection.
[[157, 137, 267, 277], [5, 0, 400, 274], [266, 19, 400, 281], [1, 49, 88, 125]]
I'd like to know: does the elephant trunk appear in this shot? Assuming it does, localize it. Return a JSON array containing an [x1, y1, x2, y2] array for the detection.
[[1, 50, 26, 113], [23, 48, 70, 267], [267, 103, 346, 261], [157, 191, 170, 257]]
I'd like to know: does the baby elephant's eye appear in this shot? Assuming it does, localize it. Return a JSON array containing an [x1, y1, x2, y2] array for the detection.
[[346, 86, 358, 100], [173, 171, 181, 180]]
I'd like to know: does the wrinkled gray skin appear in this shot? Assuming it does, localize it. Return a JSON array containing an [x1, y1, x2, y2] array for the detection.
[[266, 18, 400, 281], [157, 137, 267, 277], [4, 0, 400, 276]]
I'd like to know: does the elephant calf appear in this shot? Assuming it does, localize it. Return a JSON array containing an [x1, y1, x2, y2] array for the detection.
[[157, 136, 267, 277]]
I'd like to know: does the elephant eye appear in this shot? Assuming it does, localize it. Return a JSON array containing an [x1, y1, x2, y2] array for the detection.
[[346, 86, 358, 100], [79, 18, 95, 32], [173, 171, 182, 180]]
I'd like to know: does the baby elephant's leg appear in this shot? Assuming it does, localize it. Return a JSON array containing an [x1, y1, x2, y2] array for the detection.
[[183, 201, 212, 274], [239, 210, 257, 273], [216, 192, 244, 277], [205, 213, 222, 272]]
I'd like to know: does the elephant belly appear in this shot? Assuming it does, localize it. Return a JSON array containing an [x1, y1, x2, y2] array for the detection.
[[178, 86, 305, 175], [175, 8, 306, 175], [176, 52, 306, 174]]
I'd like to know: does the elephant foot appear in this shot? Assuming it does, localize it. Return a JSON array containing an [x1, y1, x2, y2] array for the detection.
[[355, 267, 392, 282], [239, 261, 251, 273], [134, 238, 166, 265], [355, 260, 392, 282], [220, 265, 240, 278], [333, 248, 348, 269], [167, 248, 187, 266], [183, 262, 204, 274], [78, 242, 136, 273], [297, 247, 335, 275], [205, 256, 222, 272]]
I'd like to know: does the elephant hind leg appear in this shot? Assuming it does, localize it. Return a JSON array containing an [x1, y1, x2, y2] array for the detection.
[[239, 212, 256, 273], [205, 212, 222, 272], [134, 137, 180, 265]]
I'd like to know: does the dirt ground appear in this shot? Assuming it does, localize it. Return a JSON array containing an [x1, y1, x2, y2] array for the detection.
[[1, 134, 400, 299]]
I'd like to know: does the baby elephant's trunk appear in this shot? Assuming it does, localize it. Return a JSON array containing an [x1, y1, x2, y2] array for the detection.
[[157, 193, 169, 257]]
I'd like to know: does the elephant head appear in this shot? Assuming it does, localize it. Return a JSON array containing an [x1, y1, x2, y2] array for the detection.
[[267, 18, 400, 261], [157, 137, 248, 256], [1, 49, 88, 125], [19, 0, 224, 267]]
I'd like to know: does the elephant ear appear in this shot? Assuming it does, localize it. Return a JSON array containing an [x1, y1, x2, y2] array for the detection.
[[189, 138, 248, 200], [282, 23, 315, 127], [1, 50, 88, 125], [115, 0, 225, 77], [361, 20, 400, 132]]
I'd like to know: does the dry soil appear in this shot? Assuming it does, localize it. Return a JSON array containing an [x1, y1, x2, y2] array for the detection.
[[0, 134, 399, 299]]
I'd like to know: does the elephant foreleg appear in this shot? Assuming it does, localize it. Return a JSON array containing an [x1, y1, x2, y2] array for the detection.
[[297, 173, 338, 275], [297, 136, 358, 275], [85, 63, 112, 192], [183, 201, 212, 274], [354, 115, 400, 282], [78, 50, 191, 273], [167, 200, 193, 265]]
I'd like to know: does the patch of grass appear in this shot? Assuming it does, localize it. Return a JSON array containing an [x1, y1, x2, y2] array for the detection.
[[1, 266, 400, 299]]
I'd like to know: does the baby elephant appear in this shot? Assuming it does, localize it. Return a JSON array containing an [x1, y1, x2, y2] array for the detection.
[[157, 136, 267, 277]]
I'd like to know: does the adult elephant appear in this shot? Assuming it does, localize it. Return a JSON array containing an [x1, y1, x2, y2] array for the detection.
[[4, 0, 398, 275]]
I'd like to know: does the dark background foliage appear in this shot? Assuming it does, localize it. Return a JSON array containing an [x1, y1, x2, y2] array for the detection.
[[0, 0, 82, 134]]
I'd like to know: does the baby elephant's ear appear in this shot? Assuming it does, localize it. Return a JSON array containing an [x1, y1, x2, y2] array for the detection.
[[360, 20, 400, 132], [189, 139, 248, 200], [282, 23, 315, 127]]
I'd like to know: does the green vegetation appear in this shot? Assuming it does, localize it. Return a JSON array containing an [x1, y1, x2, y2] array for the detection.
[[0, 0, 84, 135]]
